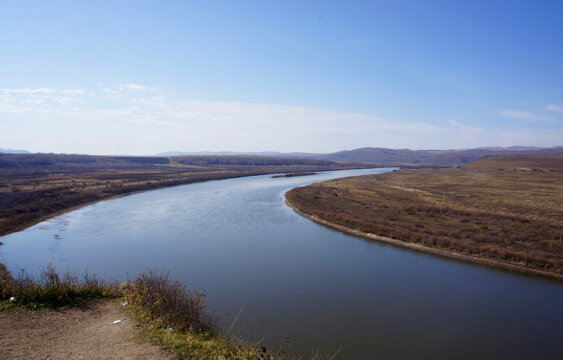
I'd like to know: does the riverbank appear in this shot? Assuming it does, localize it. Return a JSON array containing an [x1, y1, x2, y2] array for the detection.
[[285, 198, 562, 280], [285, 154, 563, 280]]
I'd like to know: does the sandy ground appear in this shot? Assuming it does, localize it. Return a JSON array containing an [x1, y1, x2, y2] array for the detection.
[[0, 300, 173, 360]]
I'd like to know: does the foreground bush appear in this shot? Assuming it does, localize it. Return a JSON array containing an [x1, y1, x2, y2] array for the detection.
[[126, 270, 216, 334], [125, 270, 298, 360], [0, 263, 16, 299], [0, 263, 122, 309]]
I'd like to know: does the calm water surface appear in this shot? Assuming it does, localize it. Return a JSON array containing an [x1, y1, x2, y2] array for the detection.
[[1, 168, 562, 359]]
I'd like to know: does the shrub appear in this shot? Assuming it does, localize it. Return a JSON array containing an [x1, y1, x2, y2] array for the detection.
[[126, 270, 216, 334], [1, 263, 121, 309], [0, 263, 16, 298]]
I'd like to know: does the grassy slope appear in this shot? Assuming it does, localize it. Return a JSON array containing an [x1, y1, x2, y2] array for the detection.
[[0, 266, 295, 359], [286, 154, 563, 278]]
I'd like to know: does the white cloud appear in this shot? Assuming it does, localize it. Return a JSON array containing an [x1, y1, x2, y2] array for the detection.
[[0, 87, 85, 110], [440, 120, 493, 148], [2, 84, 562, 154], [99, 84, 157, 101], [52, 96, 77, 105], [0, 104, 33, 113], [129, 118, 188, 127], [1, 86, 450, 153], [22, 98, 46, 105], [122, 83, 150, 90], [61, 89, 85, 95], [500, 109, 552, 122], [1, 88, 56, 94], [546, 104, 563, 112], [447, 119, 487, 133]]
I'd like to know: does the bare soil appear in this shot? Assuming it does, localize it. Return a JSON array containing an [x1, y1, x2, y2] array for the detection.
[[0, 300, 172, 360]]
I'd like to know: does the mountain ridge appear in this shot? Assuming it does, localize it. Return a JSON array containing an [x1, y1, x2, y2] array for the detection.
[[0, 148, 30, 154], [156, 146, 563, 167]]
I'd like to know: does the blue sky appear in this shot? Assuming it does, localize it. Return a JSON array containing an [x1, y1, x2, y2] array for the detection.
[[1, 0, 562, 154]]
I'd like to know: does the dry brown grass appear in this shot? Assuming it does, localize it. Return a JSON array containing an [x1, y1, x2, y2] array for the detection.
[[287, 154, 563, 276], [126, 270, 215, 334], [0, 264, 122, 309]]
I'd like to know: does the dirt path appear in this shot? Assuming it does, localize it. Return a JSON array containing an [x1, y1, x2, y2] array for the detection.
[[0, 300, 173, 360]]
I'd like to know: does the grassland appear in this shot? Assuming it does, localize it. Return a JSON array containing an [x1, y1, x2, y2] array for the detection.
[[286, 154, 563, 279], [0, 153, 371, 237]]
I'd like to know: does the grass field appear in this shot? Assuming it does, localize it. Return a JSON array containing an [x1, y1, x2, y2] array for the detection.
[[286, 154, 563, 278]]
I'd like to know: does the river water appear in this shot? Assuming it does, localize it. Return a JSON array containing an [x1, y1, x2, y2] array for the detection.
[[1, 168, 561, 359]]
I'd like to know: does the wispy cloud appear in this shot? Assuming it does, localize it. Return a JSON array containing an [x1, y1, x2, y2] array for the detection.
[[448, 119, 484, 132], [61, 89, 85, 95], [99, 84, 157, 100], [0, 87, 85, 111], [546, 104, 563, 112], [123, 84, 147, 90], [1, 88, 57, 94], [121, 83, 155, 91], [500, 109, 552, 122], [1, 85, 452, 153], [443, 119, 493, 148], [2, 84, 562, 154]]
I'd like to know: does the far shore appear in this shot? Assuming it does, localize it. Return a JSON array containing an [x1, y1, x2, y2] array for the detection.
[[1, 188, 153, 238], [1, 179, 202, 238], [285, 197, 563, 281]]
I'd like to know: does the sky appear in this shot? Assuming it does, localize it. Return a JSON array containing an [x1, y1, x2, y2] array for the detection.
[[1, 0, 562, 155]]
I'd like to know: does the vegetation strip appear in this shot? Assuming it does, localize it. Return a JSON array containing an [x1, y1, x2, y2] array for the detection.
[[286, 154, 563, 280]]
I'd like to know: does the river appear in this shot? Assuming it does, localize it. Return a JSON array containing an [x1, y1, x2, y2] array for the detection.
[[1, 168, 561, 359]]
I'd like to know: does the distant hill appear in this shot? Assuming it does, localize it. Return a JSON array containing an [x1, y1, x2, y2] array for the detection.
[[0, 148, 30, 154], [174, 155, 336, 167], [316, 148, 437, 164], [462, 153, 563, 171], [152, 146, 563, 167], [315, 146, 563, 166], [156, 150, 319, 157]]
